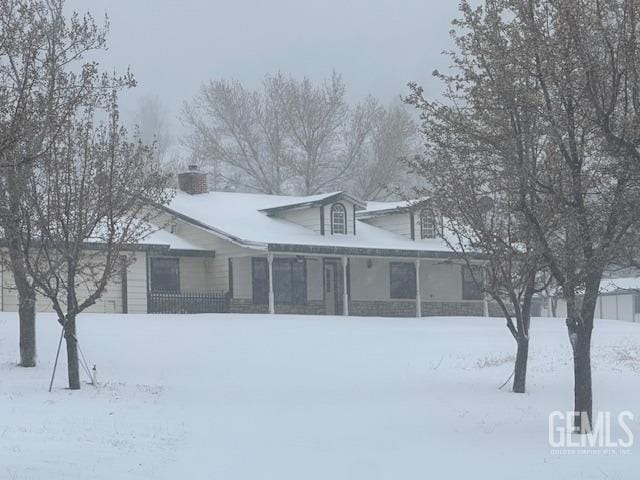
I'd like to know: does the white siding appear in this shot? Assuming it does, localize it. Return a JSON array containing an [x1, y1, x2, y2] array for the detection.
[[231, 256, 252, 300], [348, 258, 465, 302], [349, 257, 391, 300], [364, 212, 412, 239], [306, 258, 323, 301], [274, 202, 361, 237], [126, 254, 148, 314], [280, 201, 360, 237], [281, 207, 322, 233], [0, 250, 146, 314], [178, 256, 215, 292], [420, 261, 465, 302], [552, 293, 639, 322], [598, 293, 635, 322], [1, 261, 18, 312]]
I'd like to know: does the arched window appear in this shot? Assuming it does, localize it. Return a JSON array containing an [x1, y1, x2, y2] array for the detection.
[[331, 203, 347, 235], [420, 210, 437, 239]]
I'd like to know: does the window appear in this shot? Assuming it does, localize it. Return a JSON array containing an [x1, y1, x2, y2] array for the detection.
[[150, 257, 180, 292], [274, 258, 307, 304], [462, 265, 484, 300], [252, 258, 269, 304], [420, 210, 438, 239], [331, 203, 347, 235], [390, 262, 416, 299], [252, 257, 307, 305], [634, 294, 640, 314]]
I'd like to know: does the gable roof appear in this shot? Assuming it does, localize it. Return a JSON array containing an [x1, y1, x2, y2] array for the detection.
[[259, 191, 366, 216], [158, 190, 466, 258]]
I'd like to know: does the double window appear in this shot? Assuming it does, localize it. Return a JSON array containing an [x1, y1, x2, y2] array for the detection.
[[150, 257, 180, 292], [390, 262, 416, 299], [252, 257, 307, 305], [420, 210, 438, 239], [462, 265, 484, 300], [331, 203, 347, 235]]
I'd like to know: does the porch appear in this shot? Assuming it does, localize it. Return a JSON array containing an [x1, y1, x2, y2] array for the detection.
[[228, 251, 492, 317]]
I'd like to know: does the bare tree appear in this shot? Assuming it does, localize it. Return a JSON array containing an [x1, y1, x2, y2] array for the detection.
[[0, 0, 131, 367], [407, 145, 548, 393], [182, 77, 290, 194], [182, 72, 418, 197], [21, 96, 170, 390], [408, 0, 640, 432], [349, 100, 417, 200], [133, 94, 173, 164], [268, 72, 362, 194]]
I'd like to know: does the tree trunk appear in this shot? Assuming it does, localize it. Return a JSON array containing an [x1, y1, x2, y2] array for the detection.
[[64, 314, 81, 390], [571, 327, 593, 433], [512, 336, 529, 393], [18, 287, 37, 367], [4, 167, 38, 367]]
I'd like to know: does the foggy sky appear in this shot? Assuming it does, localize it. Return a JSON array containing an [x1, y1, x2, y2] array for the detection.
[[66, 0, 462, 129]]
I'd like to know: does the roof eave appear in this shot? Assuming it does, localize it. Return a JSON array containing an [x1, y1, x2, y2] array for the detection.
[[260, 192, 366, 216], [267, 243, 485, 260], [356, 206, 413, 219]]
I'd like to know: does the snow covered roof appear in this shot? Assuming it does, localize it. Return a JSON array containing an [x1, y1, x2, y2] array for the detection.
[[358, 198, 430, 218], [599, 277, 640, 294], [363, 200, 413, 214], [160, 190, 462, 258], [259, 191, 366, 215], [140, 226, 209, 252]]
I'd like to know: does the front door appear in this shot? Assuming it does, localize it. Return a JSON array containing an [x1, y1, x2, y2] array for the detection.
[[324, 262, 338, 315]]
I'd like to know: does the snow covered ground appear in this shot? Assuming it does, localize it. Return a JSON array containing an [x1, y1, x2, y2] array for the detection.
[[0, 312, 638, 480]]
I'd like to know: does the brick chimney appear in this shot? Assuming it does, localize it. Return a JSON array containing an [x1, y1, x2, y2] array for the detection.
[[178, 165, 208, 195]]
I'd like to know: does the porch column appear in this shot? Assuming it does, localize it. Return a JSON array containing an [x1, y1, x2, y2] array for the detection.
[[267, 253, 275, 314], [415, 258, 421, 317], [342, 256, 349, 316], [482, 267, 489, 317]]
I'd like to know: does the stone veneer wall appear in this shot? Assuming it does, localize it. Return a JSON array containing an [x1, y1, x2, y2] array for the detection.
[[349, 300, 417, 317], [350, 300, 496, 317], [230, 298, 505, 318], [422, 301, 484, 317], [230, 299, 326, 315]]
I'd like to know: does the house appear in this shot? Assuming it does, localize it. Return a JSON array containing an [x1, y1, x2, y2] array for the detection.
[[0, 166, 495, 317], [545, 277, 640, 323]]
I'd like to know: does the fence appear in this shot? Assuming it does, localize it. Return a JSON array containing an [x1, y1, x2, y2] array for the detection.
[[148, 291, 229, 314]]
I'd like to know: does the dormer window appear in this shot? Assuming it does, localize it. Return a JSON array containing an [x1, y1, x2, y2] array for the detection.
[[331, 203, 347, 235], [420, 210, 437, 239]]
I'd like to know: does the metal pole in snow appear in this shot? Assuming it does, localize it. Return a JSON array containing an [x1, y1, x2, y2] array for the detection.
[[48, 327, 65, 392], [483, 268, 489, 317]]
